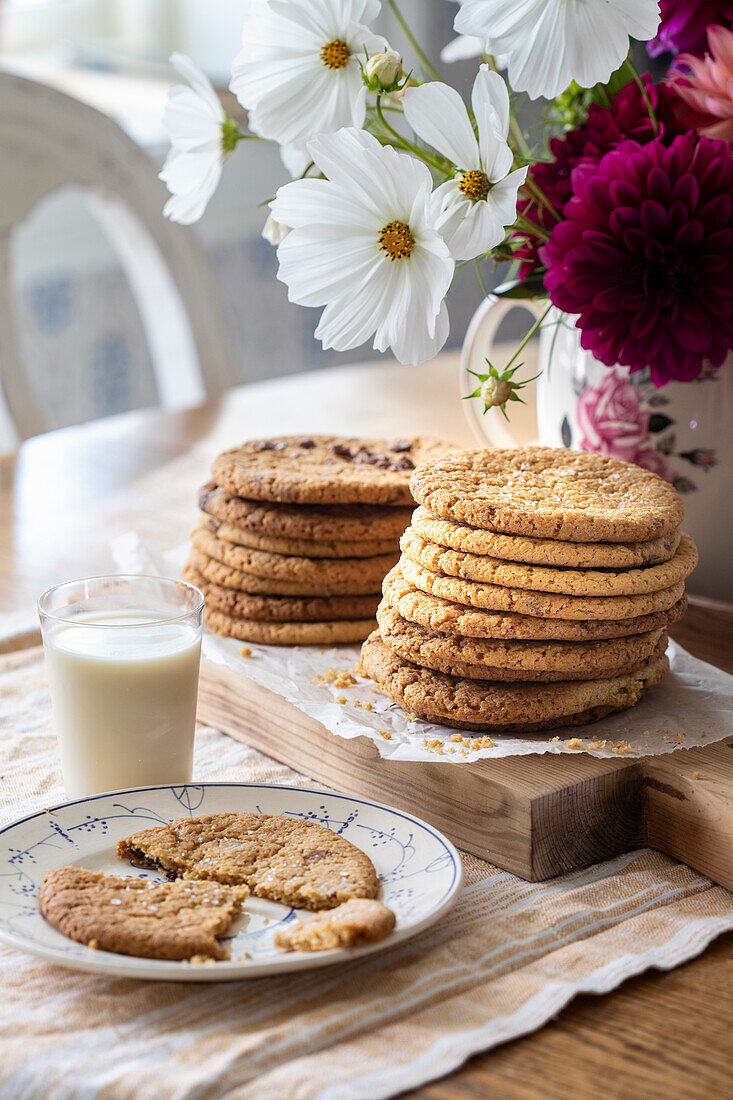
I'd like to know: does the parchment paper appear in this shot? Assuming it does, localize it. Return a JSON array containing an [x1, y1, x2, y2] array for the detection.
[[112, 532, 733, 762]]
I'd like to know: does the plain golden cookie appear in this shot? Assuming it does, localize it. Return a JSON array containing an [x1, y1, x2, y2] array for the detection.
[[39, 866, 247, 962], [376, 601, 668, 681], [411, 507, 683, 568], [382, 566, 687, 641], [410, 447, 684, 542], [183, 564, 379, 622], [212, 435, 453, 506], [400, 530, 698, 597], [191, 523, 397, 591], [189, 548, 381, 597], [360, 631, 669, 732], [202, 514, 397, 559], [118, 811, 378, 910], [205, 606, 375, 645], [401, 557, 685, 621]]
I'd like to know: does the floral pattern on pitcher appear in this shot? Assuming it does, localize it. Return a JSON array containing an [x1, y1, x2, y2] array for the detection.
[[573, 369, 719, 493]]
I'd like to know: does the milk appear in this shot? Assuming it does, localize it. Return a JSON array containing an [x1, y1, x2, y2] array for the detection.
[[43, 612, 202, 798]]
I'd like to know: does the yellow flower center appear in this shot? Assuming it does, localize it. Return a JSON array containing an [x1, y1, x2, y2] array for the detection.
[[320, 39, 350, 70], [459, 169, 490, 202], [378, 220, 415, 261]]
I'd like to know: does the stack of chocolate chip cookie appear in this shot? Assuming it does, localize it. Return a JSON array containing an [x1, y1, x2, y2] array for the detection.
[[362, 447, 698, 734], [184, 435, 451, 645]]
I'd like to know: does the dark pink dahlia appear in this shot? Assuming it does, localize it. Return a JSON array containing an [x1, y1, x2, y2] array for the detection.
[[649, 1, 733, 58], [516, 78, 685, 278], [540, 134, 733, 385]]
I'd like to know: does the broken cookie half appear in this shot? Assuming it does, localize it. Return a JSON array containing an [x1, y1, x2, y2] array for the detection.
[[117, 811, 378, 910], [275, 898, 396, 953], [39, 866, 248, 962]]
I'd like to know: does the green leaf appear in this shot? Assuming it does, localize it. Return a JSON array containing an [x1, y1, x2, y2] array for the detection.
[[494, 276, 547, 300]]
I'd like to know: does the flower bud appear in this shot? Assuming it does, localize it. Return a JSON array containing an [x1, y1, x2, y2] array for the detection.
[[364, 49, 403, 91], [480, 376, 512, 409], [262, 212, 291, 246]]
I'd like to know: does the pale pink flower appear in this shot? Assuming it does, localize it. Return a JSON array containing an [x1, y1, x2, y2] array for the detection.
[[669, 24, 733, 142]]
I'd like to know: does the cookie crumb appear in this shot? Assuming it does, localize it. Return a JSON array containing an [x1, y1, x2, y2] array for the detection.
[[693, 771, 703, 780], [701, 731, 707, 738], [565, 738, 583, 750], [378, 730, 392, 740], [469, 735, 495, 750], [611, 739, 633, 755], [674, 732, 686, 743], [337, 696, 347, 705], [587, 740, 607, 750], [240, 646, 252, 658], [549, 736, 560, 743]]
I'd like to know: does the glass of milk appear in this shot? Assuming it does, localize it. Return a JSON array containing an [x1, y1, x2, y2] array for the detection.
[[38, 575, 204, 799]]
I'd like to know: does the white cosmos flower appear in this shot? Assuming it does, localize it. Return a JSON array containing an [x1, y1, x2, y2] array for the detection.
[[454, 0, 661, 100], [270, 128, 454, 366], [230, 0, 387, 148], [402, 66, 527, 262], [441, 0, 483, 64], [160, 53, 229, 224]]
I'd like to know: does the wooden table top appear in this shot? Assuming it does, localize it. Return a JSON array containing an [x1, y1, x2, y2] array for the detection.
[[1, 355, 731, 1098]]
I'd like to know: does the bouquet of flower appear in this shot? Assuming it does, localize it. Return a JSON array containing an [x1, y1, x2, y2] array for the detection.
[[160, 0, 733, 421]]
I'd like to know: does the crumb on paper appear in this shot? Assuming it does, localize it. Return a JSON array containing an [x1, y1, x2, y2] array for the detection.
[[293, 646, 301, 651], [587, 740, 607, 750], [674, 732, 686, 743], [337, 696, 347, 705], [549, 736, 560, 743], [619, 727, 629, 735], [701, 731, 707, 738], [353, 700, 374, 711], [450, 734, 463, 743], [469, 735, 495, 750], [87, 939, 99, 950], [240, 646, 253, 658], [378, 730, 392, 740], [188, 955, 216, 966], [611, 740, 633, 755], [642, 730, 650, 736], [320, 667, 357, 688], [693, 771, 703, 780], [422, 738, 445, 756], [565, 738, 583, 750]]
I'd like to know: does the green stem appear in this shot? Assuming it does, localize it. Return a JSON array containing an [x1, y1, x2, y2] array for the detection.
[[504, 303, 553, 372], [386, 0, 441, 81], [375, 96, 448, 173], [509, 114, 532, 160], [524, 176, 561, 224], [475, 259, 490, 299], [621, 56, 658, 136]]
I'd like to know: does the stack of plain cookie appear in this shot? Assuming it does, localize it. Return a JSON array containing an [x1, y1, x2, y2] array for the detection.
[[184, 435, 450, 645], [362, 447, 697, 734]]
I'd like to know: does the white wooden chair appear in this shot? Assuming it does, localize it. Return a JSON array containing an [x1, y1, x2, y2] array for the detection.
[[0, 72, 238, 449]]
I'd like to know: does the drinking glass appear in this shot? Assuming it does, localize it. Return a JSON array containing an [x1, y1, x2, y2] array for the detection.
[[38, 575, 204, 798]]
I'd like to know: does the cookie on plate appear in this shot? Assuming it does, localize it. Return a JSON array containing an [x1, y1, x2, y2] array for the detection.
[[361, 630, 669, 732], [39, 866, 247, 962], [411, 507, 683, 568], [212, 436, 452, 506], [117, 811, 378, 910], [275, 898, 396, 953], [410, 447, 684, 542]]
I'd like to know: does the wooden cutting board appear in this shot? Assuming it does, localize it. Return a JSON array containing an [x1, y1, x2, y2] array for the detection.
[[198, 657, 733, 893]]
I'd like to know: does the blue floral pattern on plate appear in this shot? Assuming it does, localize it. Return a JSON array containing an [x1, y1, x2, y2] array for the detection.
[[0, 784, 462, 982]]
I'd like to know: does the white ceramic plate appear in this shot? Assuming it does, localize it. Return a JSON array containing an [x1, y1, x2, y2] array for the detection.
[[0, 783, 463, 981]]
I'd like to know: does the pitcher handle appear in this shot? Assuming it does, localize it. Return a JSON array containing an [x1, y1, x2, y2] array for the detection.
[[460, 294, 545, 448]]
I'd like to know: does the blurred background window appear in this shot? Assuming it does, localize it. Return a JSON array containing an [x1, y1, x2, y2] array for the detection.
[[1, 1, 490, 432]]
